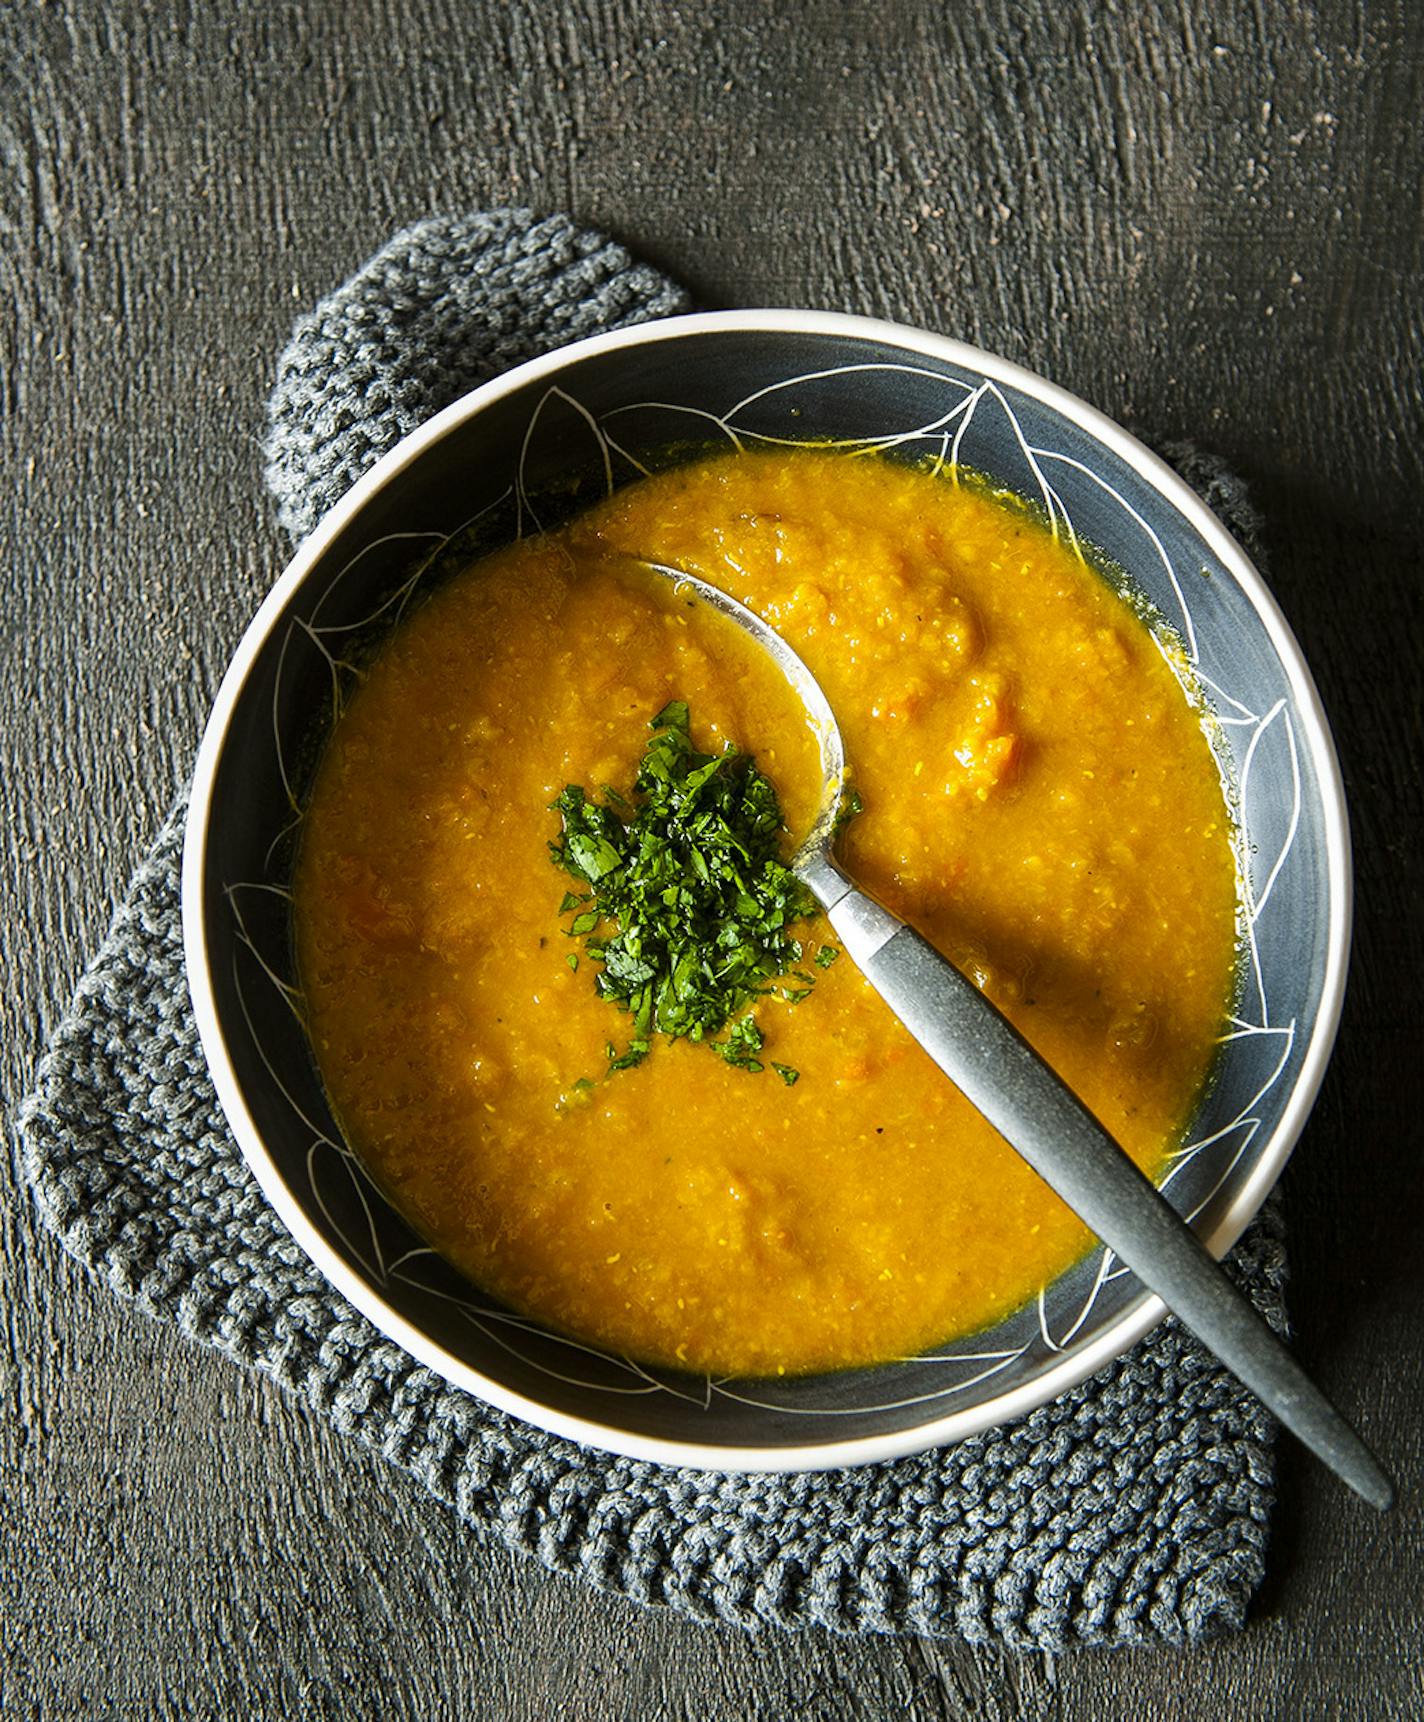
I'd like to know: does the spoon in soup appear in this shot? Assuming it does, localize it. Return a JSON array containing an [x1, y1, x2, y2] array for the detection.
[[620, 554, 1393, 1512]]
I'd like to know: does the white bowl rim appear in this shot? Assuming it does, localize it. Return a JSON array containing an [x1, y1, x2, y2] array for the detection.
[[182, 307, 1352, 1474]]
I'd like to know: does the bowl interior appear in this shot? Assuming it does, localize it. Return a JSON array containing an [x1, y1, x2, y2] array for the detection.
[[193, 322, 1337, 1453]]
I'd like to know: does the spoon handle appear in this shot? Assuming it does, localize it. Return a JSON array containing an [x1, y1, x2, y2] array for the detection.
[[826, 885, 1394, 1511]]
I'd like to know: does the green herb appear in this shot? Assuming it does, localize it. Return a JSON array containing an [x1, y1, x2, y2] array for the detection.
[[606, 1038, 651, 1073], [558, 890, 588, 914], [833, 785, 864, 836], [772, 1063, 800, 1087], [566, 953, 579, 972], [814, 944, 840, 969], [551, 700, 829, 1075], [714, 1015, 765, 1072]]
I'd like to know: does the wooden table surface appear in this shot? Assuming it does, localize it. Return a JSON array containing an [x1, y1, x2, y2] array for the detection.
[[3, 3, 1420, 1716]]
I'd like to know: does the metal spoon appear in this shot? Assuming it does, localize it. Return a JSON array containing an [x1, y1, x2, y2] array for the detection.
[[627, 555, 1393, 1511]]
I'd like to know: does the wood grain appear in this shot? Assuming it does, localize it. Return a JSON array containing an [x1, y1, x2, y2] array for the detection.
[[2, 1, 1420, 1716]]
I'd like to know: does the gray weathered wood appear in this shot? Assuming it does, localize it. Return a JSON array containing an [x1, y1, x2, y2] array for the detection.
[[2, 1, 1420, 1716]]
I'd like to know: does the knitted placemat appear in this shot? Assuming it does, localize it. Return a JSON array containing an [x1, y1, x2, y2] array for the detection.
[[17, 210, 1287, 1650]]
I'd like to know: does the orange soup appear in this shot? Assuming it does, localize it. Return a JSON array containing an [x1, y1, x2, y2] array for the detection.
[[294, 448, 1239, 1376]]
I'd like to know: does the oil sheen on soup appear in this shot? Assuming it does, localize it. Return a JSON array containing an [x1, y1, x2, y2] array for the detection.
[[293, 448, 1240, 1377]]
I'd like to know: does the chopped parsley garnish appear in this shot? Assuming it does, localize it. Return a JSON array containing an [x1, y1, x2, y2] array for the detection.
[[833, 785, 864, 835], [550, 700, 828, 1076], [605, 1038, 651, 1073], [714, 1015, 766, 1072]]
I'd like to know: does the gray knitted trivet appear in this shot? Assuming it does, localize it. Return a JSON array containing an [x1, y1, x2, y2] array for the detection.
[[17, 211, 1287, 1650]]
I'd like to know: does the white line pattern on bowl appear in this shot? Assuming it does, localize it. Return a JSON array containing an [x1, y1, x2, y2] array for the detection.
[[223, 358, 1300, 1418]]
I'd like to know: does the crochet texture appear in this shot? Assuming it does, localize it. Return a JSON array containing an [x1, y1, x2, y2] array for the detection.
[[18, 209, 1284, 1649]]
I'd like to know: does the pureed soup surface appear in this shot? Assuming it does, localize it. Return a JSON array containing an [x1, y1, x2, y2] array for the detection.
[[294, 449, 1239, 1377]]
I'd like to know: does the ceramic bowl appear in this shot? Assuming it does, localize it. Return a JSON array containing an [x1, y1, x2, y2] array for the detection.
[[183, 311, 1349, 1469]]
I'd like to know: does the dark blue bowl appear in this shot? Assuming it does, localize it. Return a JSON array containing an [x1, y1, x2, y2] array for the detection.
[[183, 312, 1349, 1469]]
